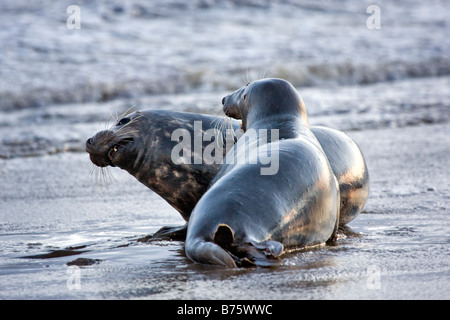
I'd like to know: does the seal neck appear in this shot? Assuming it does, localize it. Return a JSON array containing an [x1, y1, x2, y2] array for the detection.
[[244, 79, 309, 131], [249, 115, 310, 140]]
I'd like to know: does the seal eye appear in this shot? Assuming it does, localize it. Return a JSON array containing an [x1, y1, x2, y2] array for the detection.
[[117, 118, 130, 126]]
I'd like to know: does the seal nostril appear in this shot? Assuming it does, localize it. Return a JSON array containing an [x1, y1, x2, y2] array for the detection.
[[222, 97, 226, 105], [86, 138, 93, 145]]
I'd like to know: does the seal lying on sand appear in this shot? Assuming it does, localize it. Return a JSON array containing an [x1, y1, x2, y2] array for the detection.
[[86, 107, 368, 241], [185, 78, 340, 267]]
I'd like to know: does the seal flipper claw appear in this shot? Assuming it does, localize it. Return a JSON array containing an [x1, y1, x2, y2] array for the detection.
[[212, 224, 283, 267], [251, 240, 284, 257], [239, 241, 283, 267]]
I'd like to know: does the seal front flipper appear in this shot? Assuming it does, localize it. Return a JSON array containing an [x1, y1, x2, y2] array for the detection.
[[138, 224, 188, 242], [231, 241, 283, 267], [246, 241, 283, 267]]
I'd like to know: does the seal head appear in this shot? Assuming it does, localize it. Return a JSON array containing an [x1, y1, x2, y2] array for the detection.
[[223, 79, 309, 132], [86, 115, 138, 169], [86, 110, 241, 235]]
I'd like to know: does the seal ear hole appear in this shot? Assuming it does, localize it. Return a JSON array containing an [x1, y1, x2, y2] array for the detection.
[[213, 224, 235, 249]]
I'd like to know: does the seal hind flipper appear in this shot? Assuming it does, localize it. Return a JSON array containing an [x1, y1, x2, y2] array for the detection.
[[212, 224, 283, 267], [185, 238, 237, 268]]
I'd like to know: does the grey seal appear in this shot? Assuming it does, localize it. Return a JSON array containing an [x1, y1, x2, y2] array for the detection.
[[185, 78, 340, 267]]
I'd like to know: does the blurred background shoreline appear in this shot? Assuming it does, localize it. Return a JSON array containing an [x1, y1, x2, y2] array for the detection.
[[1, 0, 449, 159]]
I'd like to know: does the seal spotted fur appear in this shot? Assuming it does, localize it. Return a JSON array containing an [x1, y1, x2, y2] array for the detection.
[[86, 110, 240, 239]]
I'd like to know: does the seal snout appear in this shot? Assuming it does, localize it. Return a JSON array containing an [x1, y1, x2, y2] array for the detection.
[[222, 94, 240, 119], [85, 130, 119, 168], [222, 95, 231, 115], [85, 136, 98, 154]]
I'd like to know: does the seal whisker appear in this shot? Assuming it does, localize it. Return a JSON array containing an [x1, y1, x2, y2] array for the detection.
[[118, 105, 137, 120], [109, 106, 138, 130], [115, 116, 142, 135], [210, 117, 222, 147], [92, 164, 102, 187], [89, 161, 117, 190], [106, 110, 118, 130], [215, 119, 225, 148], [114, 129, 139, 139], [218, 112, 232, 147], [210, 106, 231, 147], [103, 166, 118, 184], [97, 115, 110, 133], [99, 167, 110, 188], [259, 68, 268, 80], [88, 164, 97, 180], [240, 67, 250, 87], [112, 114, 143, 135], [90, 164, 103, 189], [225, 114, 237, 141], [102, 167, 116, 187], [113, 106, 131, 123]]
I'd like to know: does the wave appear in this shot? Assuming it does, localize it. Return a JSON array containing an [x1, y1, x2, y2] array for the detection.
[[1, 0, 449, 111], [1, 56, 449, 112]]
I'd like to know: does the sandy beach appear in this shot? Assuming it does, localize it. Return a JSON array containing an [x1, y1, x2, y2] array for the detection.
[[1, 119, 448, 300], [1, 0, 449, 300]]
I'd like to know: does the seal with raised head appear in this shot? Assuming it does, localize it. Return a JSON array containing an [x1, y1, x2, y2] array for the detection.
[[86, 110, 241, 239], [185, 78, 340, 267]]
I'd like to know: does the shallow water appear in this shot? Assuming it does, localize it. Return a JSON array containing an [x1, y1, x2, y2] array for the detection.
[[1, 0, 449, 300]]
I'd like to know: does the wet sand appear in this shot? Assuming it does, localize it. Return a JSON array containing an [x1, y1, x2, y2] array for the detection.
[[1, 0, 449, 301], [1, 122, 448, 300]]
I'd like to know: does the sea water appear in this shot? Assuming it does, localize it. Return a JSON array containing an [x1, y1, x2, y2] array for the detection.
[[0, 0, 449, 299]]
